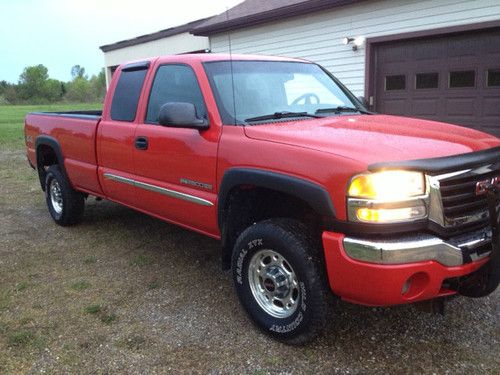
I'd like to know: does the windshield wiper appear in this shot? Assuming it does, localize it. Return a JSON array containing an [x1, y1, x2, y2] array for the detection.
[[315, 106, 370, 115], [245, 111, 323, 122]]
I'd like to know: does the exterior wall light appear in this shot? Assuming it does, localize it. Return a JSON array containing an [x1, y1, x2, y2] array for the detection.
[[343, 36, 365, 51]]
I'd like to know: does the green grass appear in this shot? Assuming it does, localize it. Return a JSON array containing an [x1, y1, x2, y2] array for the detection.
[[7, 329, 35, 347], [70, 280, 91, 291], [84, 255, 97, 264], [130, 254, 154, 267], [100, 313, 117, 325], [14, 282, 29, 292], [147, 281, 160, 290], [0, 103, 101, 150], [84, 304, 102, 314]]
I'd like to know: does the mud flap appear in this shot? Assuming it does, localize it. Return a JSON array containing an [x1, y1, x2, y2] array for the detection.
[[458, 184, 499, 297]]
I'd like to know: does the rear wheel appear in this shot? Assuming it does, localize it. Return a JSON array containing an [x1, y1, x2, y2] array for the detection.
[[45, 165, 85, 226], [232, 218, 331, 344]]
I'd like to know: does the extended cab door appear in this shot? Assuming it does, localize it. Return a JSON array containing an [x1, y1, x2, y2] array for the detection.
[[132, 62, 220, 236], [97, 63, 149, 206]]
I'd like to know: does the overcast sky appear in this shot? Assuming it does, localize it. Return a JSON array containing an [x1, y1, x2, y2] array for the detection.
[[0, 0, 243, 83]]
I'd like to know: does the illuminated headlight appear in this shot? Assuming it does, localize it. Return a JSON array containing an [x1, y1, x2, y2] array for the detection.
[[347, 171, 428, 224]]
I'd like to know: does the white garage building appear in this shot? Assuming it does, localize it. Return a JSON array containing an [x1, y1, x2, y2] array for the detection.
[[101, 0, 500, 135], [99, 18, 210, 85]]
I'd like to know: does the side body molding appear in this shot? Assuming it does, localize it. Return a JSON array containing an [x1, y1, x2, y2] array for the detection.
[[217, 168, 336, 229]]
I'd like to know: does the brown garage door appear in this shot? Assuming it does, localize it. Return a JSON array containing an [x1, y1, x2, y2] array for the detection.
[[374, 28, 500, 137]]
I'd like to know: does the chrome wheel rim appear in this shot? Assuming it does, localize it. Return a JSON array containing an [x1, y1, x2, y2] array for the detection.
[[49, 179, 63, 214], [248, 249, 300, 318]]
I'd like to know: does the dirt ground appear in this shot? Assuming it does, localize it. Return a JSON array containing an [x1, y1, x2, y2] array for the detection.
[[0, 149, 499, 374]]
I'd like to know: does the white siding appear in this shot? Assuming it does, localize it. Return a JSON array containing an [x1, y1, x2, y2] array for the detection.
[[210, 0, 500, 95], [103, 32, 209, 84]]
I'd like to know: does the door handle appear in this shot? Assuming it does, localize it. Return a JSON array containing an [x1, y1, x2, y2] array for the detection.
[[135, 136, 148, 150]]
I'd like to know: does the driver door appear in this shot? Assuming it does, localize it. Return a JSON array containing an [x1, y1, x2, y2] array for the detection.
[[132, 63, 220, 236]]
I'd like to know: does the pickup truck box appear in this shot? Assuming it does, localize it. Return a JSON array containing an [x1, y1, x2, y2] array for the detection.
[[25, 54, 499, 344]]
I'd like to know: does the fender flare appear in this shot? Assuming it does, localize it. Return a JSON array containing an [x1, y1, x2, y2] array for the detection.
[[217, 168, 336, 229], [35, 135, 67, 190]]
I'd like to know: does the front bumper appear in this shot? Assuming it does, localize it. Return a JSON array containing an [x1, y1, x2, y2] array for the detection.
[[343, 227, 492, 267], [322, 231, 491, 306]]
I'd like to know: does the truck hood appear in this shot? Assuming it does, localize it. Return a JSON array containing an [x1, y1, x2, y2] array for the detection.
[[244, 114, 500, 166]]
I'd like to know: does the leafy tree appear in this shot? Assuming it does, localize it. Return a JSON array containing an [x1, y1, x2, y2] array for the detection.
[[4, 85, 19, 104], [0, 80, 9, 96], [4, 63, 104, 104], [89, 68, 107, 101], [71, 65, 87, 80], [18, 64, 50, 101], [45, 79, 64, 101], [65, 76, 93, 102]]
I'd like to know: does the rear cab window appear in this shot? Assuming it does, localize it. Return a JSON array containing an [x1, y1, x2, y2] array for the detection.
[[110, 62, 149, 121]]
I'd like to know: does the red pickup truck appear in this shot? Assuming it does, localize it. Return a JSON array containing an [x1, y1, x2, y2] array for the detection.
[[25, 54, 499, 344]]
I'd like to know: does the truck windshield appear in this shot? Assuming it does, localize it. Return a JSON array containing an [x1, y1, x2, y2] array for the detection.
[[203, 60, 360, 125]]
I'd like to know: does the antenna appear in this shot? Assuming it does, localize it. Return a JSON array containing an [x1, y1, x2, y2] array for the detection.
[[226, 6, 237, 126]]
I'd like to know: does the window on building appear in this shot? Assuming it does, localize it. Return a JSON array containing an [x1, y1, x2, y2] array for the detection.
[[416, 73, 439, 89], [385, 75, 406, 91], [487, 69, 500, 87], [146, 64, 207, 124], [449, 70, 475, 88]]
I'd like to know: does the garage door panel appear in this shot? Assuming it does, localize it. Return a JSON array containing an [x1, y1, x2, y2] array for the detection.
[[381, 99, 408, 116], [483, 97, 500, 117], [448, 39, 476, 58], [412, 99, 439, 116], [445, 98, 476, 116], [482, 125, 500, 137], [377, 46, 408, 63], [413, 42, 442, 61], [374, 27, 500, 137]]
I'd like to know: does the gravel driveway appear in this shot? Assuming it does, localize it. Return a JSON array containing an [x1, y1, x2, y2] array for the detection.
[[0, 150, 498, 374]]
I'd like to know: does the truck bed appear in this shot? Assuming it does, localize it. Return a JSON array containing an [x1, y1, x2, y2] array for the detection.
[[25, 111, 103, 195], [29, 110, 102, 120]]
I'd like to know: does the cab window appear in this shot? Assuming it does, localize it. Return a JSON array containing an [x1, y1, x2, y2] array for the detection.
[[146, 65, 208, 124]]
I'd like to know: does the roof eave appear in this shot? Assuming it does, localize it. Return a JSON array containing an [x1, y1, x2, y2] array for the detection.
[[100, 17, 212, 53], [192, 0, 364, 36]]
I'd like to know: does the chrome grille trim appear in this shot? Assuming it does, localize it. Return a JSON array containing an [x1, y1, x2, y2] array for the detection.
[[428, 161, 500, 229]]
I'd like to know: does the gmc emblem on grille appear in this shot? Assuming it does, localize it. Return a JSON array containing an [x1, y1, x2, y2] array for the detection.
[[475, 177, 500, 196]]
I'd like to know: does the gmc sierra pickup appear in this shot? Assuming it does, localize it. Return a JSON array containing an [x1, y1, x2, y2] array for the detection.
[[25, 54, 499, 344]]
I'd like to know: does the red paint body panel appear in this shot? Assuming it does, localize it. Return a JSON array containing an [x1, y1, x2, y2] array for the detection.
[[244, 114, 499, 164], [25, 113, 101, 192], [322, 231, 489, 306], [24, 53, 500, 307]]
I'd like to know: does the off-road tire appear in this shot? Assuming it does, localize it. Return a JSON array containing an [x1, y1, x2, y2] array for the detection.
[[44, 165, 85, 226], [231, 218, 332, 345]]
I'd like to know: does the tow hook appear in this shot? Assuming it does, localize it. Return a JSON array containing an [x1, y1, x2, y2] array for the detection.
[[457, 182, 499, 297]]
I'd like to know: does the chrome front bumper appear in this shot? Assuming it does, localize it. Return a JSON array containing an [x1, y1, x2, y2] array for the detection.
[[343, 227, 492, 267]]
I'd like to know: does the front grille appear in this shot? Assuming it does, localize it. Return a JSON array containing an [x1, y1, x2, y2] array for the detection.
[[437, 167, 499, 228]]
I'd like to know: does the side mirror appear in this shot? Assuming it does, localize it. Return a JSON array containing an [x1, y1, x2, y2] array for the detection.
[[357, 96, 366, 105], [158, 102, 208, 129]]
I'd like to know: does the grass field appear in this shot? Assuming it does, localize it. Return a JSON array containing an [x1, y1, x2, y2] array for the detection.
[[0, 103, 101, 150], [0, 104, 499, 373]]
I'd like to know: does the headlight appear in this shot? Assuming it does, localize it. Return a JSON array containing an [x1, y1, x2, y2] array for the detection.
[[347, 171, 428, 224], [348, 170, 425, 200]]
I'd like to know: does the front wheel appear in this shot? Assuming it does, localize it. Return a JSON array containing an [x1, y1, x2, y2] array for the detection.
[[45, 165, 85, 226], [231, 218, 332, 344]]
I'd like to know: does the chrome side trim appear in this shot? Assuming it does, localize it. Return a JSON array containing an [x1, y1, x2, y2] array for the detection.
[[343, 230, 491, 267], [103, 173, 214, 207], [104, 173, 135, 186]]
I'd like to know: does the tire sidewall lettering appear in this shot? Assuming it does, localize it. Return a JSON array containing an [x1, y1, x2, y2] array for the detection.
[[235, 234, 310, 335], [236, 238, 263, 285]]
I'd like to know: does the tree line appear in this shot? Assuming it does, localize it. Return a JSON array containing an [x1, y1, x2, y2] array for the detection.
[[0, 64, 106, 105]]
